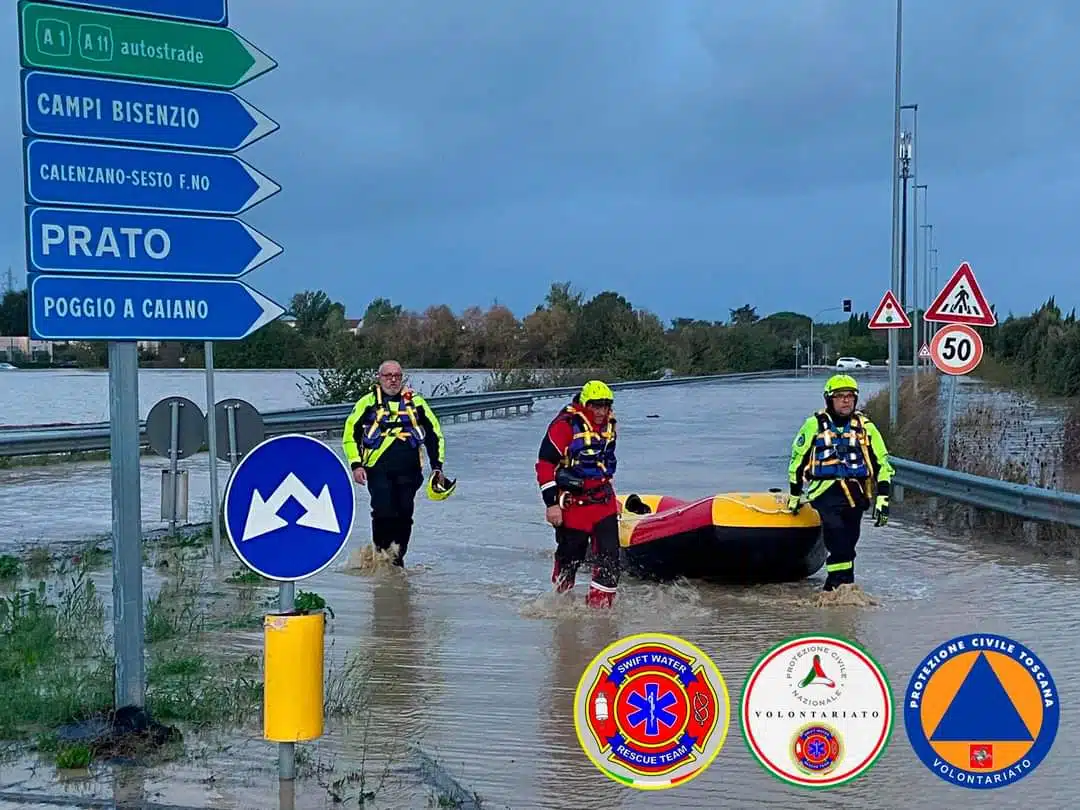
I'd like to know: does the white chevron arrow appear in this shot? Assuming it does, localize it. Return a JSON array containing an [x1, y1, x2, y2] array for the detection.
[[242, 472, 340, 542]]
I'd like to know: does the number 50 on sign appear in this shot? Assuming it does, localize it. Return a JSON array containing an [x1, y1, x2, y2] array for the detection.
[[929, 324, 983, 375]]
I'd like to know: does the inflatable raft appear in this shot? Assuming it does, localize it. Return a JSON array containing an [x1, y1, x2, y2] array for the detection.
[[617, 490, 825, 583]]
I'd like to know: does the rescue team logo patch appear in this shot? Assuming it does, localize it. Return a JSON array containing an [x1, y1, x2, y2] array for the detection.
[[904, 633, 1059, 790], [573, 632, 730, 790], [741, 634, 893, 788]]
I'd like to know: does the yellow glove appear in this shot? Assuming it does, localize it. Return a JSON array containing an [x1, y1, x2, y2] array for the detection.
[[873, 495, 889, 526], [787, 495, 802, 514]]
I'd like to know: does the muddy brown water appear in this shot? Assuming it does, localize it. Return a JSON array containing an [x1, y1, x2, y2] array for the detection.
[[2, 376, 1078, 809]]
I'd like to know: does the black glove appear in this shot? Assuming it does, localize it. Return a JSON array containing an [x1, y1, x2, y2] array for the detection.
[[873, 495, 889, 527], [555, 468, 585, 493]]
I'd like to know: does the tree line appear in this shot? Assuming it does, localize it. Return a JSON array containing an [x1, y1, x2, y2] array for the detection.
[[4, 283, 1080, 398]]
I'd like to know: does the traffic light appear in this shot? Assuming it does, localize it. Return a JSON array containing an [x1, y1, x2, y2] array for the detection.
[[842, 299, 852, 312]]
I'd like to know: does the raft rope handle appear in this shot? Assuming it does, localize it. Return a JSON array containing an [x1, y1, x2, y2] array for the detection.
[[620, 494, 791, 521]]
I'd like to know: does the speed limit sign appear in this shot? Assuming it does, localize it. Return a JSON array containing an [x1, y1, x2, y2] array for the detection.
[[929, 324, 983, 375]]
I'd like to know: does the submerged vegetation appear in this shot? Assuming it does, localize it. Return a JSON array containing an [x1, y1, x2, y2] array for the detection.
[[863, 373, 1080, 552], [0, 526, 492, 808]]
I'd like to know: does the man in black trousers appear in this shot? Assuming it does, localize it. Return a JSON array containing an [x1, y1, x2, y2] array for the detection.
[[343, 360, 453, 566]]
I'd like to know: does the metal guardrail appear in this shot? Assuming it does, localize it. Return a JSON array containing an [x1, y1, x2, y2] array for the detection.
[[891, 457, 1080, 528], [0, 393, 537, 458], [0, 368, 787, 458]]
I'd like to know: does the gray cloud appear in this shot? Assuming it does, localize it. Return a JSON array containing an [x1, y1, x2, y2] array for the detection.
[[2, 0, 1079, 322]]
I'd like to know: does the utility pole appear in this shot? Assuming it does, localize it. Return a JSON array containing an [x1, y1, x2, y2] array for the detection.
[[888, 0, 904, 428], [899, 132, 912, 371], [913, 181, 926, 382]]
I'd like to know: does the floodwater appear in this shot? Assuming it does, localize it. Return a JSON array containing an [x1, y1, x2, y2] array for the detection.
[[0, 367, 484, 426], [1, 375, 1078, 808]]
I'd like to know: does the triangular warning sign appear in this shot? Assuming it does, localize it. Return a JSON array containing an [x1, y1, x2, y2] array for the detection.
[[867, 290, 911, 329], [924, 261, 996, 326], [918, 343, 930, 358]]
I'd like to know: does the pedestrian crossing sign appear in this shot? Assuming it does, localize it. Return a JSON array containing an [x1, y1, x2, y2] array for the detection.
[[924, 261, 996, 326]]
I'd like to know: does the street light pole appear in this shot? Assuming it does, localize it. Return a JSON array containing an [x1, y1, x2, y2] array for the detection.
[[913, 181, 926, 376], [922, 223, 934, 345], [888, 0, 904, 428], [898, 132, 912, 376]]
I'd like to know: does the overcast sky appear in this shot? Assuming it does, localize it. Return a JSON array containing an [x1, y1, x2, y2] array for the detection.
[[4, 0, 1079, 324]]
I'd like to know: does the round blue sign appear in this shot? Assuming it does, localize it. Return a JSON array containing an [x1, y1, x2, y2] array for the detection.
[[223, 433, 356, 581]]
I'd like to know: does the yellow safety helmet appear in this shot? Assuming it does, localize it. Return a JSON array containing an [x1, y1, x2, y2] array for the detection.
[[426, 471, 457, 501], [580, 380, 614, 406], [824, 374, 858, 396]]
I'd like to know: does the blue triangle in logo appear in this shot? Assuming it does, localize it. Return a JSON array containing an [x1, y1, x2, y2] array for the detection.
[[930, 652, 1033, 742]]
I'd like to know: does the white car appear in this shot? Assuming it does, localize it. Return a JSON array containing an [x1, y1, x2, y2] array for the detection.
[[835, 357, 869, 370], [0, 362, 16, 370]]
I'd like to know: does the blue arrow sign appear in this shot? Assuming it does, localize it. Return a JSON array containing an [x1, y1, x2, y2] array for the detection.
[[223, 434, 356, 581], [22, 71, 278, 152], [25, 138, 280, 215], [27, 206, 283, 278], [40, 0, 228, 25], [29, 273, 285, 341]]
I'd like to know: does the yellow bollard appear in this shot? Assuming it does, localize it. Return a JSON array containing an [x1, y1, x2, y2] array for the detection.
[[263, 612, 324, 742]]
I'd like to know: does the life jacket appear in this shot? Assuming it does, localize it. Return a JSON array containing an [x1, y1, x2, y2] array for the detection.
[[558, 404, 617, 481], [806, 409, 874, 484], [360, 385, 426, 451]]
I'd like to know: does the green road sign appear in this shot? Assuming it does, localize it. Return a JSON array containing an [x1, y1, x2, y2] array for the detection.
[[18, 1, 276, 90]]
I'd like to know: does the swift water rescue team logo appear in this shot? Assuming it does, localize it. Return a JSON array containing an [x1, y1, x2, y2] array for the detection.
[[573, 632, 730, 790], [741, 634, 893, 789], [904, 633, 1059, 790]]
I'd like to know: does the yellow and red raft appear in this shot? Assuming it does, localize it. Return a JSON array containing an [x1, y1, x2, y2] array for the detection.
[[616, 490, 825, 583]]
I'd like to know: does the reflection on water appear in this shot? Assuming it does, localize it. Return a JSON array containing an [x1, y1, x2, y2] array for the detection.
[[1, 377, 1078, 809]]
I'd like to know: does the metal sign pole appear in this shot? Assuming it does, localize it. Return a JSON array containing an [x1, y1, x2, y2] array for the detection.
[[942, 372, 958, 469], [168, 400, 180, 535], [108, 341, 145, 709], [205, 342, 222, 566], [278, 580, 296, 780], [228, 406, 240, 471], [887, 0, 904, 428]]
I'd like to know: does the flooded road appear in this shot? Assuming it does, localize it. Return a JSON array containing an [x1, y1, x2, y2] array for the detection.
[[0, 367, 481, 426], [2, 375, 1077, 808]]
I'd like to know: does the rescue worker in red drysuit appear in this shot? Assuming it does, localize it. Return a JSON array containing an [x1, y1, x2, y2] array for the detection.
[[535, 380, 620, 609]]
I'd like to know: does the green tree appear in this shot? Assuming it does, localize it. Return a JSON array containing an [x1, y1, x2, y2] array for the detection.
[[0, 289, 28, 336], [729, 304, 760, 326], [289, 290, 345, 339]]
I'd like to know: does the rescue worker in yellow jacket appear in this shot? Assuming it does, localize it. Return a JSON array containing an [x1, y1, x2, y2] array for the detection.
[[343, 360, 453, 566], [788, 374, 893, 591]]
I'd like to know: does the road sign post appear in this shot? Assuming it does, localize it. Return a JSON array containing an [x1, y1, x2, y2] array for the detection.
[[205, 343, 221, 566], [146, 395, 206, 534], [924, 262, 995, 469], [929, 324, 985, 469], [17, 0, 282, 744], [213, 397, 265, 468], [223, 434, 356, 783]]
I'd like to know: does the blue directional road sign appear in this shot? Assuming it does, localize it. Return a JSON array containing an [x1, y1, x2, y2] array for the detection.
[[25, 138, 280, 215], [44, 0, 228, 25], [23, 71, 278, 152], [29, 273, 285, 341], [223, 434, 357, 581], [28, 207, 283, 278]]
